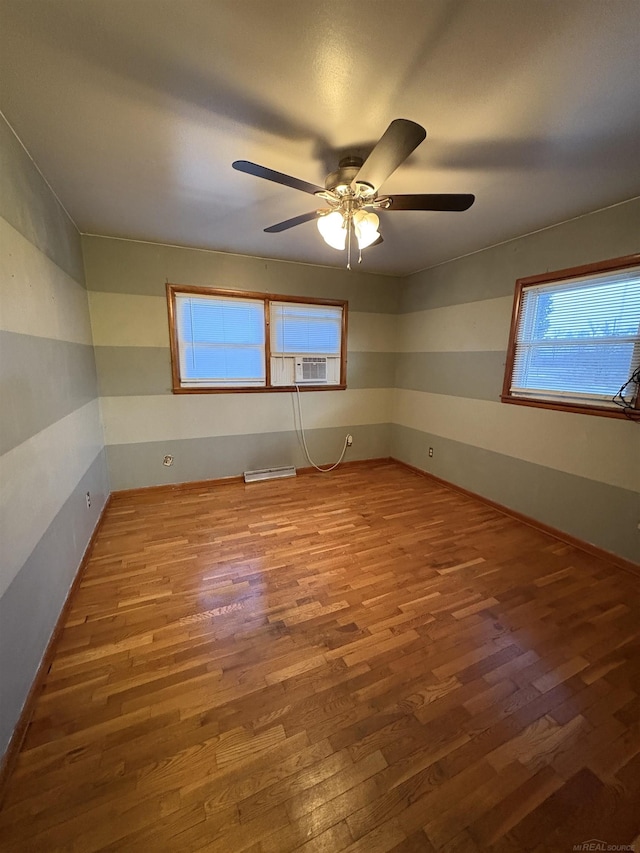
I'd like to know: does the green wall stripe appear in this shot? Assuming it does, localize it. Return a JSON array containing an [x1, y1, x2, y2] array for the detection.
[[347, 351, 397, 389], [93, 347, 398, 396], [81, 235, 401, 313], [94, 346, 173, 396], [394, 351, 506, 401], [400, 198, 640, 314], [106, 423, 391, 491], [0, 450, 109, 755], [0, 330, 98, 455], [0, 117, 84, 285]]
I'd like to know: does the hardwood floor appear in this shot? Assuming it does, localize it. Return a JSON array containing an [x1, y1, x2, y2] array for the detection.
[[1, 461, 639, 852]]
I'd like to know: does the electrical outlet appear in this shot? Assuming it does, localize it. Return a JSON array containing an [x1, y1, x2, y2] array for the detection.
[[85, 492, 91, 509], [428, 447, 433, 458], [346, 434, 353, 447], [163, 455, 174, 466]]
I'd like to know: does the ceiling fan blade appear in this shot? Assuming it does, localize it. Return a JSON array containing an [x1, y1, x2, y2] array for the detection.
[[352, 119, 427, 192], [233, 160, 323, 196], [385, 193, 475, 211], [264, 211, 320, 233]]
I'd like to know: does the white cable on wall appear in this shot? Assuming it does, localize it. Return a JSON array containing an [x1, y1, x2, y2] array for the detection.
[[293, 384, 349, 473]]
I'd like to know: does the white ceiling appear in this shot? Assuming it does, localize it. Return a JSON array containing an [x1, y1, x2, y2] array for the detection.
[[1, 0, 639, 276]]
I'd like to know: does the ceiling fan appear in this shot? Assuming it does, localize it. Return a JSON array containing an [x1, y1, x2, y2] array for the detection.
[[233, 119, 475, 268]]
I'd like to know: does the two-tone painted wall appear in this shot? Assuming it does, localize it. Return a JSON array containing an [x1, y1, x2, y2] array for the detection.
[[83, 235, 399, 490], [392, 198, 640, 563], [2, 112, 638, 765], [0, 117, 109, 757]]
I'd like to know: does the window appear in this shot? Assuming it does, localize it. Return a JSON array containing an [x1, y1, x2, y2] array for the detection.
[[270, 302, 343, 387], [167, 285, 347, 392], [502, 255, 640, 418], [174, 291, 266, 388]]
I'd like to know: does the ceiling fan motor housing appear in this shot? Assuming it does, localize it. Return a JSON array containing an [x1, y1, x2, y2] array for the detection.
[[325, 156, 370, 196]]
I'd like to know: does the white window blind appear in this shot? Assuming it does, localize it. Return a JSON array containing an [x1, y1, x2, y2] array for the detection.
[[176, 293, 265, 387], [511, 266, 640, 407], [270, 302, 343, 355]]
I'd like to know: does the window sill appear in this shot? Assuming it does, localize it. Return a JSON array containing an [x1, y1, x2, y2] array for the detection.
[[172, 384, 347, 395], [500, 394, 638, 420]]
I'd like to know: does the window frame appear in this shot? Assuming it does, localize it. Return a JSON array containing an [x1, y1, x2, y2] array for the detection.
[[167, 283, 348, 393], [501, 254, 640, 419]]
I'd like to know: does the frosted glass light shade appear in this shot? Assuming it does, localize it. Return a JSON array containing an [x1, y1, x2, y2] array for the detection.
[[317, 211, 347, 250], [353, 210, 380, 249]]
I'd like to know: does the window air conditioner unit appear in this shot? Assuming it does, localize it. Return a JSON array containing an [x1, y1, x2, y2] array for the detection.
[[295, 356, 327, 383]]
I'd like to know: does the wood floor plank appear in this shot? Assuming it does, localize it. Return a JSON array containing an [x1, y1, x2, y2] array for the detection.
[[1, 461, 639, 851]]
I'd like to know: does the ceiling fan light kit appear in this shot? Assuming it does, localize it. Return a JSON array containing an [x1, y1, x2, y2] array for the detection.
[[317, 210, 347, 250], [316, 206, 381, 265], [353, 210, 380, 249], [232, 119, 475, 270]]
